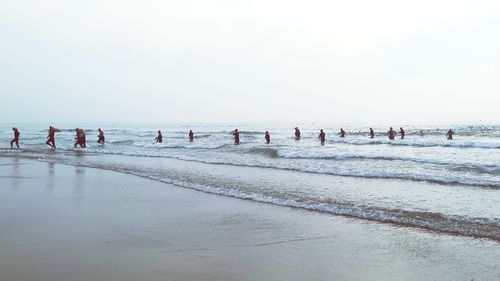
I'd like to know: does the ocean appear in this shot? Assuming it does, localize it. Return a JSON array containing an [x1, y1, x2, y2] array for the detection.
[[1, 122, 499, 241]]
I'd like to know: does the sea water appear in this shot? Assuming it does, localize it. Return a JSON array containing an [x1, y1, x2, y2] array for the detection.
[[1, 122, 499, 240]]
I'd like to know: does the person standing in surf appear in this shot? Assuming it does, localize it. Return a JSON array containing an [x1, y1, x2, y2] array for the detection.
[[188, 130, 194, 142], [387, 127, 396, 140], [319, 129, 326, 144], [447, 129, 454, 140], [233, 129, 240, 145], [369, 128, 375, 139], [80, 129, 87, 148], [46, 126, 57, 149], [265, 131, 270, 144], [399, 127, 405, 139], [74, 128, 82, 148], [338, 128, 346, 138], [155, 130, 163, 143], [97, 128, 105, 144], [294, 127, 301, 140], [10, 127, 20, 148]]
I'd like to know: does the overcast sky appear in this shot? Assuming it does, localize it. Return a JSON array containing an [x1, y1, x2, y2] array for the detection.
[[0, 0, 499, 124]]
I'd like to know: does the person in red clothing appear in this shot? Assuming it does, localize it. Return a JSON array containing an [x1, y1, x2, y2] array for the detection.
[[46, 126, 56, 148], [447, 129, 454, 140], [387, 127, 396, 140], [233, 129, 240, 145], [188, 130, 194, 142], [80, 129, 87, 148], [319, 129, 326, 144], [294, 127, 301, 140], [97, 128, 105, 144], [10, 127, 20, 148], [155, 130, 163, 143], [74, 128, 82, 148], [338, 128, 346, 138], [265, 131, 270, 144]]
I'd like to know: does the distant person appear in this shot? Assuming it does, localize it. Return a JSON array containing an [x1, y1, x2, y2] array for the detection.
[[80, 129, 87, 148], [399, 127, 405, 139], [387, 127, 396, 140], [265, 131, 270, 144], [446, 129, 454, 140], [369, 128, 375, 139], [10, 127, 20, 148], [97, 128, 105, 144], [319, 129, 326, 144], [294, 127, 301, 140], [338, 128, 346, 138], [45, 126, 56, 148], [155, 130, 163, 143], [233, 129, 240, 145], [419, 130, 424, 137], [74, 128, 82, 148], [46, 126, 56, 149], [188, 130, 194, 142]]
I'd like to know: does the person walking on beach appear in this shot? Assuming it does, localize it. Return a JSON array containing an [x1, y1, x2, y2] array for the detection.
[[155, 130, 163, 143], [10, 127, 20, 148], [97, 128, 105, 144], [294, 127, 301, 139], [338, 128, 346, 138], [369, 128, 375, 139], [387, 127, 397, 140], [46, 126, 56, 149], [188, 130, 194, 142], [319, 129, 326, 144], [233, 129, 240, 145], [265, 131, 270, 144], [399, 127, 405, 139], [447, 129, 454, 140]]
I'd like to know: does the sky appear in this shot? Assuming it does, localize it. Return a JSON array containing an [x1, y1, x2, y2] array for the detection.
[[0, 0, 499, 124]]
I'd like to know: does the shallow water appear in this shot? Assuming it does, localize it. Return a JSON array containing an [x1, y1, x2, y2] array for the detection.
[[1, 122, 499, 240]]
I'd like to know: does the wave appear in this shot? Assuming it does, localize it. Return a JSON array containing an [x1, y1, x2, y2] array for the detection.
[[5, 148, 497, 188], [2, 153, 499, 241], [274, 149, 500, 175], [327, 138, 500, 149]]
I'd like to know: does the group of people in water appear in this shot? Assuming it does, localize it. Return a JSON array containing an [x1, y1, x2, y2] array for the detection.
[[8, 126, 456, 148]]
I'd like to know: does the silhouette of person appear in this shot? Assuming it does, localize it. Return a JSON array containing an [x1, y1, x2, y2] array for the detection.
[[188, 130, 194, 142], [155, 130, 163, 143], [399, 127, 405, 139], [265, 131, 270, 144], [80, 129, 87, 148], [74, 128, 82, 148], [387, 127, 396, 140], [338, 128, 346, 138], [10, 127, 20, 148], [447, 129, 454, 140], [294, 127, 301, 139], [233, 129, 240, 144], [319, 129, 326, 144], [369, 128, 375, 139], [46, 126, 56, 148], [97, 128, 105, 144]]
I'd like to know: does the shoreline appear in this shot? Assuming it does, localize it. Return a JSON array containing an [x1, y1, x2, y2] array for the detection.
[[2, 151, 500, 242], [1, 157, 499, 280]]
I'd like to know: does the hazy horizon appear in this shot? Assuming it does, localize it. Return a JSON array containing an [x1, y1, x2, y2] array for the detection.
[[1, 0, 499, 124]]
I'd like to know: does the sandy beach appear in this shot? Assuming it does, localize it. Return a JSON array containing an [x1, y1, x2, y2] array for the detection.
[[0, 157, 499, 281]]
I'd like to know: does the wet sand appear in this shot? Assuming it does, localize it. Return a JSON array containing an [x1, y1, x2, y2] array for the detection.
[[0, 158, 499, 281]]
